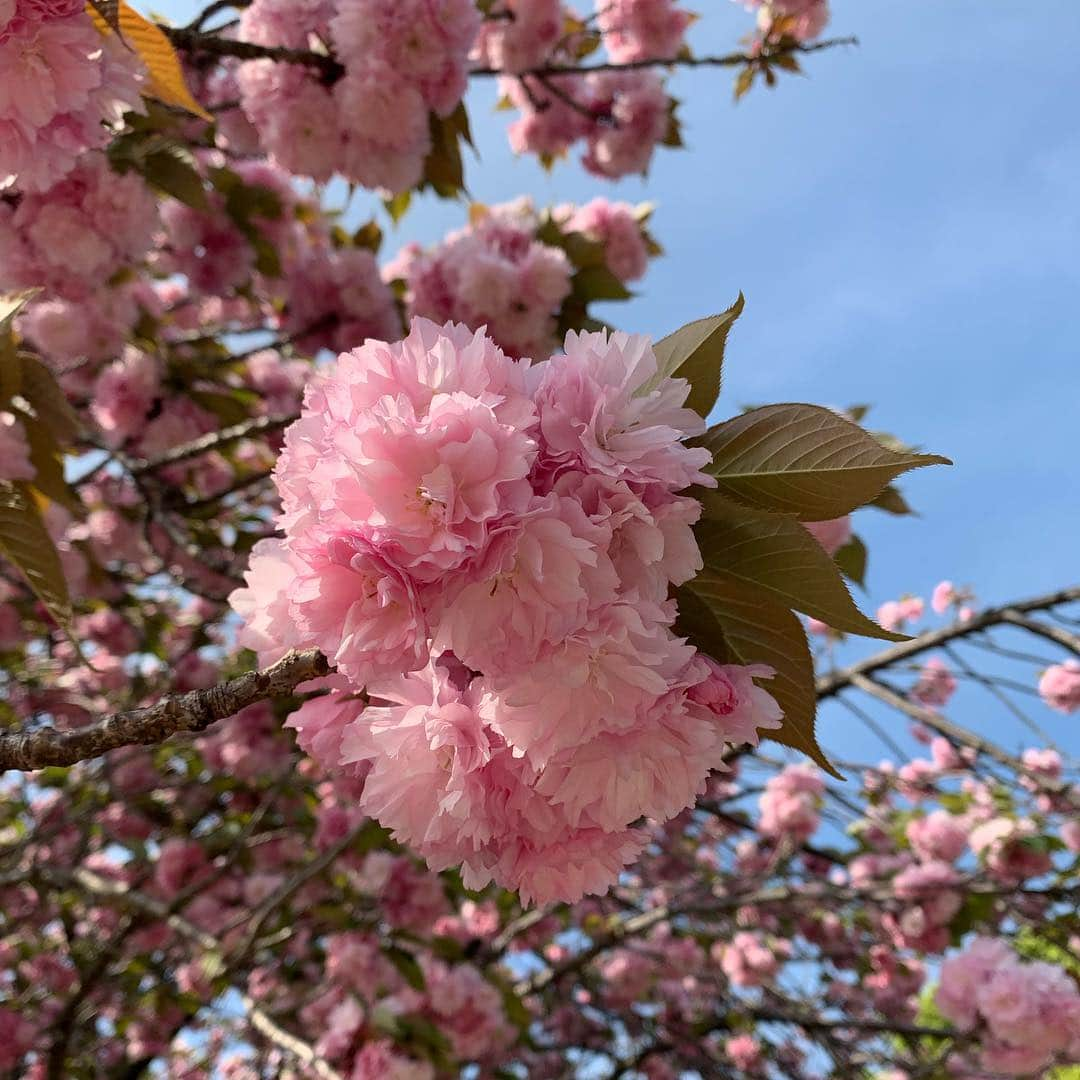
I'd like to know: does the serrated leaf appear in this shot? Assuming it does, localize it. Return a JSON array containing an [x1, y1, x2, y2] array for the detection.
[[572, 265, 632, 302], [868, 483, 914, 516], [88, 2, 213, 121], [833, 533, 868, 589], [640, 294, 744, 419], [699, 404, 950, 520], [0, 480, 72, 630], [141, 147, 208, 209], [696, 495, 901, 640], [680, 572, 838, 775], [19, 355, 81, 445]]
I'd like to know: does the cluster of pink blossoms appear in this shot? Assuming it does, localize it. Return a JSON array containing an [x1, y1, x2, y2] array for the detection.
[[1039, 659, 1080, 714], [389, 197, 652, 360], [236, 0, 480, 189], [0, 153, 158, 300], [231, 317, 783, 904], [0, 0, 143, 192], [737, 0, 830, 44], [936, 937, 1080, 1075]]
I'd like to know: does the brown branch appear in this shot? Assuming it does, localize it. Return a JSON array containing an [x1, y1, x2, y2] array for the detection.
[[127, 412, 297, 475], [997, 609, 1080, 657], [161, 24, 853, 84], [29, 866, 344, 1080], [0, 649, 330, 772], [816, 586, 1080, 699]]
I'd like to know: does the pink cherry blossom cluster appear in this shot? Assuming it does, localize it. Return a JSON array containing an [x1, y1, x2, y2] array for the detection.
[[937, 937, 1080, 1075], [596, 0, 693, 63], [0, 0, 143, 193], [387, 199, 572, 360], [388, 197, 654, 360], [236, 0, 480, 189], [1039, 659, 1080, 714], [231, 316, 783, 904], [0, 152, 157, 301], [736, 0, 830, 44], [501, 67, 671, 178]]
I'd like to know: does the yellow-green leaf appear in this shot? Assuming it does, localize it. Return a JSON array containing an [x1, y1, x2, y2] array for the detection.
[[681, 572, 838, 776], [0, 480, 72, 630], [696, 494, 902, 641], [15, 408, 81, 515], [641, 294, 744, 420], [18, 355, 81, 445], [700, 403, 950, 520], [88, 1, 213, 122]]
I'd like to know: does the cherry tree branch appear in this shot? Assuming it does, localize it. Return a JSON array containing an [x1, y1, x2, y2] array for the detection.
[[0, 649, 330, 772], [24, 866, 345, 1080], [127, 412, 298, 475], [162, 24, 854, 84], [816, 585, 1080, 700]]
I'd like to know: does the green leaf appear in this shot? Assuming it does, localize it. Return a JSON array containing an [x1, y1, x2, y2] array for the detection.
[[383, 191, 412, 224], [868, 483, 914, 516], [572, 265, 632, 302], [384, 945, 426, 991], [680, 572, 837, 775], [641, 294, 744, 419], [833, 533, 868, 589], [15, 408, 81, 515], [19, 355, 81, 445], [352, 219, 383, 253], [0, 480, 72, 630], [699, 403, 950, 520], [696, 495, 902, 641], [141, 146, 208, 209], [734, 66, 756, 101]]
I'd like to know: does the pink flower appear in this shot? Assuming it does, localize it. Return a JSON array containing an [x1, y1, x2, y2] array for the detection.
[[329, 0, 479, 116], [931, 579, 955, 613], [229, 537, 309, 664], [289, 532, 429, 685], [0, 410, 34, 481], [876, 595, 924, 632], [90, 348, 160, 446], [0, 20, 144, 192], [802, 515, 852, 556], [598, 0, 692, 63], [471, 0, 562, 73], [910, 657, 957, 708], [758, 763, 824, 840], [1038, 659, 1080, 714], [905, 810, 967, 863], [401, 200, 573, 360], [562, 198, 652, 282], [530, 327, 713, 493], [582, 71, 669, 178]]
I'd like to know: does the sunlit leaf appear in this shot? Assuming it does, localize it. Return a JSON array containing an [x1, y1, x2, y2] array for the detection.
[[700, 403, 950, 520], [641, 294, 744, 419], [0, 480, 72, 630], [696, 494, 901, 640], [88, 1, 213, 121]]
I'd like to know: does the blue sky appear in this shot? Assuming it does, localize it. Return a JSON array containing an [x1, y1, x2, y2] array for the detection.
[[162, 0, 1079, 762]]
